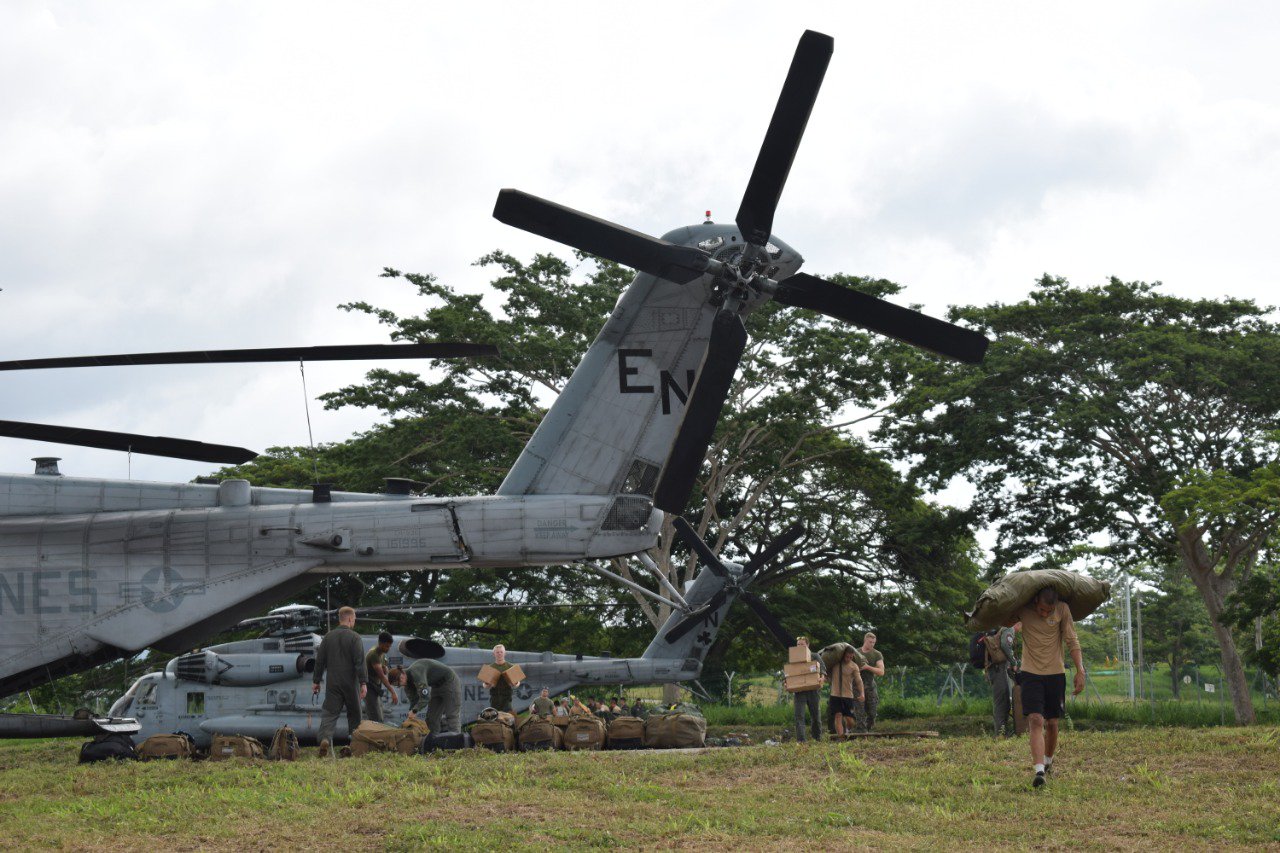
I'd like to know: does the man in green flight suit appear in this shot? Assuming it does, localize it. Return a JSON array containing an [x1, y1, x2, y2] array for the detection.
[[858, 631, 886, 731], [312, 606, 367, 757], [404, 657, 463, 734], [484, 644, 522, 713], [363, 632, 398, 723]]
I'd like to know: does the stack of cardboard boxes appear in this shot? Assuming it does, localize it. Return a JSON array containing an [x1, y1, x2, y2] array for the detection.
[[477, 663, 525, 691], [784, 644, 822, 693]]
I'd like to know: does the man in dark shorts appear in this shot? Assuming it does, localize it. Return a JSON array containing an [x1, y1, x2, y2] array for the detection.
[[829, 646, 865, 736], [1010, 586, 1084, 788]]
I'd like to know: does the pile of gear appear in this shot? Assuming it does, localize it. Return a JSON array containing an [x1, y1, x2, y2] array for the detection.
[[77, 705, 714, 763]]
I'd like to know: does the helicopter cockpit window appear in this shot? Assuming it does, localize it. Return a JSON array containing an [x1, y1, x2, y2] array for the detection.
[[138, 682, 158, 706], [185, 692, 205, 716]]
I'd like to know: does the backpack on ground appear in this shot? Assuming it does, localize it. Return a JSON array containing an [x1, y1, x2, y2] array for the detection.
[[563, 714, 607, 751], [78, 732, 139, 764], [418, 731, 474, 754], [517, 714, 563, 751], [968, 633, 988, 669], [400, 717, 431, 739], [208, 734, 264, 761], [606, 715, 645, 750], [981, 633, 1007, 667], [137, 732, 196, 761], [644, 710, 706, 749], [268, 725, 301, 761], [350, 720, 418, 756], [472, 712, 517, 753]]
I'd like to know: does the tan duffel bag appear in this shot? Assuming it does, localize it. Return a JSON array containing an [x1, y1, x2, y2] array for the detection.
[[208, 734, 264, 761], [563, 714, 606, 751], [401, 716, 431, 738], [472, 719, 516, 752], [350, 720, 418, 756], [517, 714, 563, 751], [606, 716, 645, 750], [268, 725, 301, 761], [643, 712, 706, 749], [137, 732, 196, 760]]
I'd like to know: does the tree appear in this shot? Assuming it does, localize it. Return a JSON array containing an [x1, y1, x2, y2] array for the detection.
[[882, 276, 1280, 723], [225, 253, 982, 676], [1139, 564, 1216, 698], [1225, 564, 1280, 680]]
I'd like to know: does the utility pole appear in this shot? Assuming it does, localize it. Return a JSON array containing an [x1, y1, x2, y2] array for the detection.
[[1135, 587, 1146, 700], [1121, 573, 1135, 701]]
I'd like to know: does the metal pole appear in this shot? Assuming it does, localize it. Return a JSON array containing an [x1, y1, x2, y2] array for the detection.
[[587, 562, 683, 611], [1122, 574, 1135, 701], [634, 552, 691, 609], [1135, 586, 1146, 701]]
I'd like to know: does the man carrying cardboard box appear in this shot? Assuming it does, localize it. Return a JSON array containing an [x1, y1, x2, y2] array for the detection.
[[478, 644, 523, 712], [787, 637, 826, 742]]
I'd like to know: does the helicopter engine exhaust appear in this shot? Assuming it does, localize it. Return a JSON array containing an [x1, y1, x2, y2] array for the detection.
[[174, 651, 311, 686]]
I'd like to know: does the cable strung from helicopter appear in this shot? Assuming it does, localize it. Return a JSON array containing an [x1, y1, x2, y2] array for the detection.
[[0, 29, 988, 706]]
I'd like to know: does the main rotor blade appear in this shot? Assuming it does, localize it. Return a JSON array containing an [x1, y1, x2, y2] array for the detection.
[[663, 588, 729, 643], [0, 343, 498, 372], [493, 189, 713, 284], [774, 273, 989, 364], [740, 591, 796, 648], [735, 30, 834, 247], [0, 419, 257, 464], [743, 523, 807, 578], [652, 311, 749, 513], [670, 516, 730, 579]]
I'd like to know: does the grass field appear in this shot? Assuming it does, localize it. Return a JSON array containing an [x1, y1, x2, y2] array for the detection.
[[1, 725, 1277, 851]]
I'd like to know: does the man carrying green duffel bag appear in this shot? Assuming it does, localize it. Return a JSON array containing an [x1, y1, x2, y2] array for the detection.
[[643, 709, 706, 749], [137, 732, 197, 761]]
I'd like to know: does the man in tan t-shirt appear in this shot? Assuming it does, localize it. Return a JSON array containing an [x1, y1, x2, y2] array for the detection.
[[1006, 586, 1084, 788], [830, 647, 865, 736]]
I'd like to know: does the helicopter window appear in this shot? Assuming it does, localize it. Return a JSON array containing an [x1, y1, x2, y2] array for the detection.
[[138, 682, 158, 706], [185, 692, 205, 716]]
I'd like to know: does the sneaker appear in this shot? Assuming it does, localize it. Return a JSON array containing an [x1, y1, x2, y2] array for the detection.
[[1032, 771, 1046, 788], [317, 739, 331, 758], [1045, 761, 1054, 777]]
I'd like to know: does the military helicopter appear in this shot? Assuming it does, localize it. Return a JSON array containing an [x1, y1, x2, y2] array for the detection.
[[101, 518, 802, 745], [0, 29, 988, 704]]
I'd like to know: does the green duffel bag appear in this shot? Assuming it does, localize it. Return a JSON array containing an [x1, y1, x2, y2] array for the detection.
[[472, 719, 517, 753], [606, 715, 645, 750], [563, 714, 606, 751], [818, 642, 866, 674], [208, 734, 264, 761], [517, 714, 563, 751], [350, 721, 418, 756], [965, 569, 1112, 631], [137, 732, 196, 761], [643, 711, 706, 749]]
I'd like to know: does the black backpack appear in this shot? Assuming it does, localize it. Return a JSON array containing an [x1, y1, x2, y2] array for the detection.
[[968, 633, 988, 669], [79, 732, 139, 764]]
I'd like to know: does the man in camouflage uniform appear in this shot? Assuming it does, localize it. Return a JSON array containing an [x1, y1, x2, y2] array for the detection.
[[858, 631, 886, 731], [404, 657, 463, 734], [363, 631, 398, 723], [312, 606, 367, 757]]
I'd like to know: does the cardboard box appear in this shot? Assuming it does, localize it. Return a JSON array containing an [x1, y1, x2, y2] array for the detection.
[[785, 672, 823, 693], [502, 663, 525, 686], [784, 660, 821, 678], [477, 664, 501, 688], [788, 645, 811, 664]]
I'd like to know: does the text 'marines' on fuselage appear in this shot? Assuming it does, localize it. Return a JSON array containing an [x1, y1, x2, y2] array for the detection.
[[0, 29, 988, 701]]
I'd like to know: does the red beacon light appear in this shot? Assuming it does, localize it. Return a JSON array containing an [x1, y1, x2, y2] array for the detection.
[[703, 210, 713, 224]]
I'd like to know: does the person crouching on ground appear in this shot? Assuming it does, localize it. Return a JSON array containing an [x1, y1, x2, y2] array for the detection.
[[1010, 586, 1084, 788], [830, 646, 865, 736]]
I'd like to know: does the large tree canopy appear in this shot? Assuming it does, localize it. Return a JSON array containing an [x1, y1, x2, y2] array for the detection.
[[220, 252, 982, 678], [881, 275, 1280, 722]]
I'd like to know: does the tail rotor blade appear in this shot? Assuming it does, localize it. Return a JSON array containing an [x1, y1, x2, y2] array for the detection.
[[0, 343, 498, 372], [736, 30, 834, 247], [775, 273, 989, 364], [0, 419, 257, 465], [743, 523, 806, 577], [493, 189, 712, 284], [653, 311, 749, 512], [740, 591, 796, 648]]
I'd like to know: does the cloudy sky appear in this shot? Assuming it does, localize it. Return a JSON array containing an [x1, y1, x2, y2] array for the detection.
[[2, 1, 1278, 487]]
